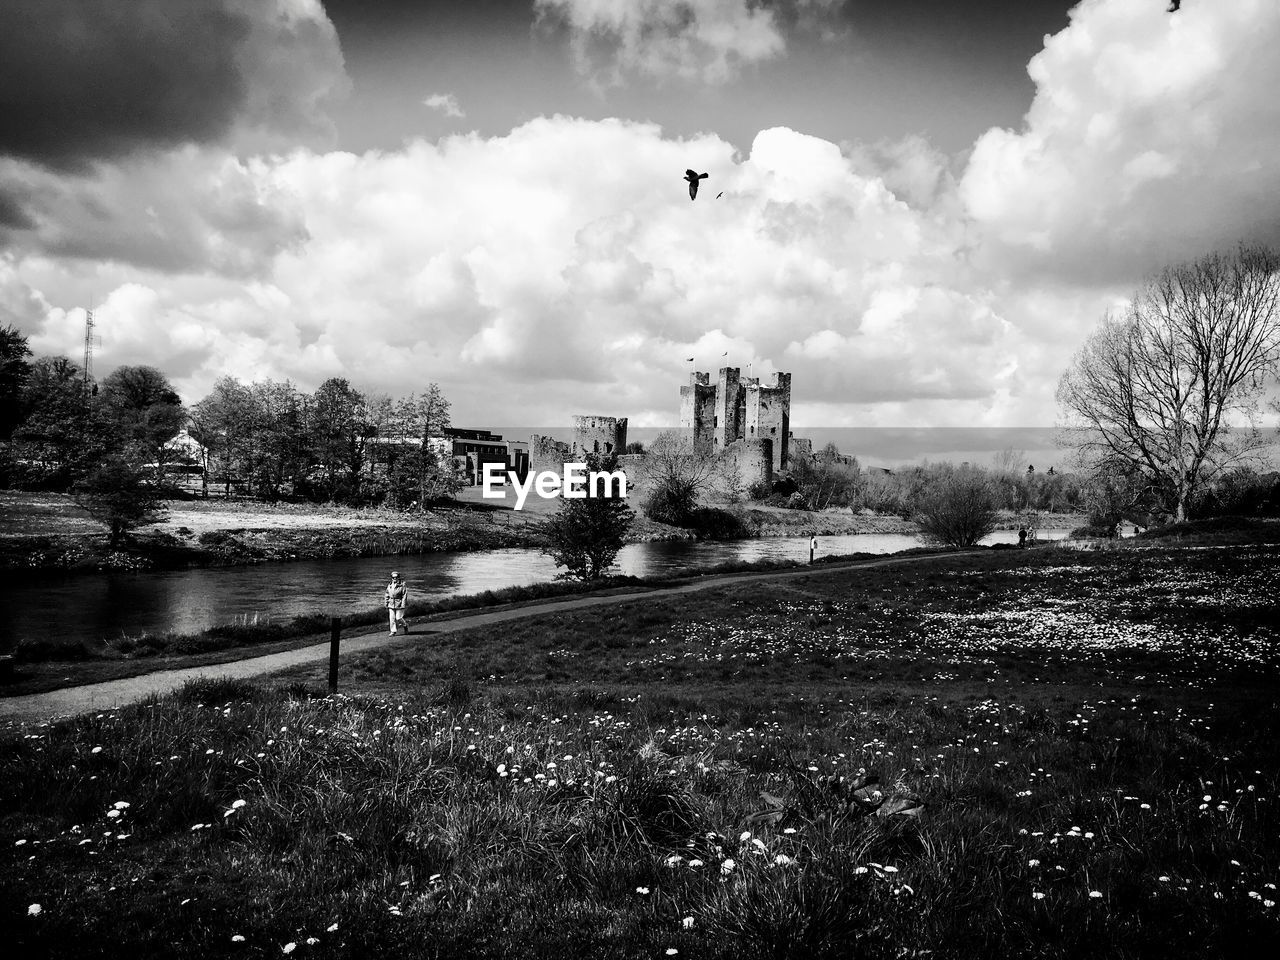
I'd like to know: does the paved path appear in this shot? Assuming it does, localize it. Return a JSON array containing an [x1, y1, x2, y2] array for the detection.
[[0, 552, 971, 722]]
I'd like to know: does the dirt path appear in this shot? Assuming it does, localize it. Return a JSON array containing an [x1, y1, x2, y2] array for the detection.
[[0, 552, 975, 723]]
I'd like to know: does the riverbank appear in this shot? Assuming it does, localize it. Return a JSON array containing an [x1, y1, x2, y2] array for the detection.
[[0, 492, 546, 574], [0, 490, 1083, 574], [4, 542, 1278, 958]]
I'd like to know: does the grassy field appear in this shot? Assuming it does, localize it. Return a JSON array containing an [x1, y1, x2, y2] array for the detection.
[[3, 543, 1279, 957]]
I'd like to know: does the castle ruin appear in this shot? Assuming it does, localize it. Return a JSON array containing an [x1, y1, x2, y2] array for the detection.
[[529, 415, 628, 473], [680, 368, 791, 473]]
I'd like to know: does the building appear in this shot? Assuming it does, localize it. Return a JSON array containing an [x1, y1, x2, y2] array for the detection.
[[430, 428, 529, 485], [679, 367, 792, 472]]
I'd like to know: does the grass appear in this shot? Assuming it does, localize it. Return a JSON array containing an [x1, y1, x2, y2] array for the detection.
[[3, 542, 1279, 957]]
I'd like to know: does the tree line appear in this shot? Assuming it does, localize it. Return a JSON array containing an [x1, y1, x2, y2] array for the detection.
[[0, 332, 459, 520]]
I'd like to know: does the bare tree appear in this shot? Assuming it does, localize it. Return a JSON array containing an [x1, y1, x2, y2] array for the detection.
[[1057, 245, 1280, 522], [638, 430, 720, 525]]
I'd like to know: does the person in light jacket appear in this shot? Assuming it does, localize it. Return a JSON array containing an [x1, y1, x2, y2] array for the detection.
[[385, 571, 409, 635]]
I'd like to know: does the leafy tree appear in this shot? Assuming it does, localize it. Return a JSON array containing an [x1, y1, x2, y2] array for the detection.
[[0, 324, 31, 443], [97, 365, 186, 480], [1058, 245, 1280, 522], [74, 448, 165, 548], [543, 451, 634, 581], [401, 383, 453, 507], [912, 467, 998, 548], [192, 377, 255, 498], [10, 356, 99, 488], [308, 377, 369, 502], [249, 379, 309, 499]]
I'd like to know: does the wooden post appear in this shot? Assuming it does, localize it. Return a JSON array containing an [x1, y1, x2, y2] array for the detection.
[[328, 617, 341, 693]]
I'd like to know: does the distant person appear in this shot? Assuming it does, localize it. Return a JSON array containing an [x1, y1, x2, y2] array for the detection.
[[385, 571, 409, 636], [809, 534, 818, 564], [1018, 527, 1028, 548]]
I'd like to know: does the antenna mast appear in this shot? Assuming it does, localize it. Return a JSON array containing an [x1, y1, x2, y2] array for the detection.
[[83, 309, 95, 387]]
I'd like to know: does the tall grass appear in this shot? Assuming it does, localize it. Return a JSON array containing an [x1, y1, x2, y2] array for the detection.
[[4, 670, 1278, 957]]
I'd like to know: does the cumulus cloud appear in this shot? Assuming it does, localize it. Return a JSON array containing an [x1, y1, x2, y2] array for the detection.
[[6, 1, 1280, 436], [0, 0, 348, 169], [960, 0, 1280, 281], [423, 93, 466, 119], [2, 118, 1050, 429], [534, 0, 788, 86]]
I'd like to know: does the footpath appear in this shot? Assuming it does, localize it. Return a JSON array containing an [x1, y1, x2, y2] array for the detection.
[[0, 552, 971, 723]]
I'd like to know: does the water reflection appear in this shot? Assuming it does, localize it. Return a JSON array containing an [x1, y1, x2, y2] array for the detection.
[[1, 529, 1067, 649]]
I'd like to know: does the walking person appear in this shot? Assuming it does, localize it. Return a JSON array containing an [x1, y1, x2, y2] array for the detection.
[[809, 533, 818, 564], [1018, 527, 1028, 549], [385, 570, 409, 636]]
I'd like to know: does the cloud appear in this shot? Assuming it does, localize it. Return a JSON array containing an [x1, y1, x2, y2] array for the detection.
[[534, 0, 788, 86], [959, 0, 1280, 281], [0, 0, 348, 169], [423, 93, 466, 119], [3, 118, 1056, 430], [0, 149, 310, 276]]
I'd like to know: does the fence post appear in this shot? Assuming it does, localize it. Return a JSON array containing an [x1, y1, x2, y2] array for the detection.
[[328, 617, 341, 693]]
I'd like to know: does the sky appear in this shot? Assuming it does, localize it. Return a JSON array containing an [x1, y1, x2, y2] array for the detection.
[[2, 0, 1279, 467]]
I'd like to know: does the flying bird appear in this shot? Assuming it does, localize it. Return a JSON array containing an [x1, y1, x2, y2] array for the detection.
[[716, 192, 723, 199], [685, 356, 694, 361], [684, 169, 709, 200], [1167, 0, 1179, 10]]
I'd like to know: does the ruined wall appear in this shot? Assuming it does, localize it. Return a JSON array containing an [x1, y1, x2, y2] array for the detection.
[[529, 434, 572, 473], [724, 438, 772, 490], [572, 415, 628, 459], [789, 435, 814, 463]]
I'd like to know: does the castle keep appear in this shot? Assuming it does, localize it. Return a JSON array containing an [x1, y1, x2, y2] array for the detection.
[[680, 368, 792, 472]]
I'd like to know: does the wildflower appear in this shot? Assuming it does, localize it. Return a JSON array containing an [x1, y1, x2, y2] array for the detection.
[[636, 887, 650, 895], [28, 903, 42, 916], [773, 854, 795, 866], [687, 859, 704, 869], [739, 830, 752, 842], [326, 924, 338, 933], [682, 917, 695, 929], [282, 944, 297, 955], [91, 747, 102, 754], [666, 951, 679, 956], [1158, 876, 1171, 882], [721, 859, 736, 875], [853, 866, 869, 875], [783, 827, 797, 835], [665, 855, 683, 868], [306, 938, 319, 945], [1028, 859, 1040, 867], [231, 799, 247, 810], [1031, 892, 1045, 900], [1089, 891, 1103, 899], [232, 935, 245, 942], [112, 801, 130, 810]]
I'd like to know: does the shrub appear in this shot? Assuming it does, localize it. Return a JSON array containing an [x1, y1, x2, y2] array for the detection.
[[912, 469, 998, 548], [543, 451, 635, 581]]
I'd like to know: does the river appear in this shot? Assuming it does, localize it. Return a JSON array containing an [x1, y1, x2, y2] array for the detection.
[[1, 529, 1069, 649]]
